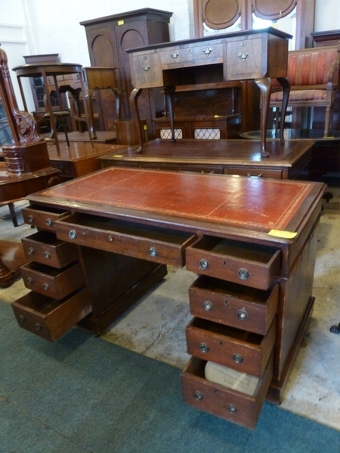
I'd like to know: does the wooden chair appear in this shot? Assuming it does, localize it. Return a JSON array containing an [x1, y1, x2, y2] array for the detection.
[[270, 44, 340, 136]]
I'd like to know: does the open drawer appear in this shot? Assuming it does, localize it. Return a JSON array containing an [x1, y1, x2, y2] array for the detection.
[[22, 231, 79, 269], [11, 287, 91, 342], [20, 261, 85, 300], [181, 353, 273, 430], [185, 317, 276, 377], [186, 236, 281, 290], [22, 205, 71, 232], [55, 213, 197, 267], [189, 275, 278, 335]]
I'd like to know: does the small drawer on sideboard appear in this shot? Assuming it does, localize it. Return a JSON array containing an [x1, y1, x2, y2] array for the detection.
[[55, 213, 197, 267], [189, 275, 278, 335], [22, 231, 78, 268], [20, 261, 85, 300], [181, 354, 273, 430], [11, 287, 91, 342], [224, 166, 283, 179], [186, 236, 281, 290], [185, 317, 275, 377], [22, 205, 71, 232]]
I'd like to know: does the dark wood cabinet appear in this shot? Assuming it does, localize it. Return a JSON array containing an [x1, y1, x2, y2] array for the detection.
[[80, 8, 173, 138]]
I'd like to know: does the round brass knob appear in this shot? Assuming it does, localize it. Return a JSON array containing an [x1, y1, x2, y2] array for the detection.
[[44, 252, 50, 259], [199, 342, 209, 353], [18, 315, 25, 323], [43, 283, 49, 291], [194, 391, 204, 401], [237, 309, 248, 320], [35, 323, 42, 331], [203, 301, 213, 311], [69, 229, 77, 239], [199, 259, 209, 270], [27, 277, 33, 285], [238, 268, 250, 280], [227, 403, 238, 414], [28, 214, 34, 223], [46, 218, 53, 227], [149, 247, 158, 258], [27, 247, 34, 255], [232, 353, 243, 364]]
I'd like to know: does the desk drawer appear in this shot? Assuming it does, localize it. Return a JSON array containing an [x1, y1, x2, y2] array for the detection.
[[189, 276, 278, 335], [224, 167, 283, 179], [55, 213, 197, 267], [11, 287, 91, 342], [22, 205, 71, 232], [186, 236, 281, 290], [186, 317, 275, 377], [181, 353, 273, 429], [160, 42, 223, 68], [22, 231, 78, 268], [226, 36, 264, 79], [20, 261, 85, 300]]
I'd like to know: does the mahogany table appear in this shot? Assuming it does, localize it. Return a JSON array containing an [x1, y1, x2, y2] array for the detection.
[[12, 167, 325, 429]]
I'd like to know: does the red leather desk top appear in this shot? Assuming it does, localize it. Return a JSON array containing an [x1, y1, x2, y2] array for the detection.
[[30, 168, 324, 235]]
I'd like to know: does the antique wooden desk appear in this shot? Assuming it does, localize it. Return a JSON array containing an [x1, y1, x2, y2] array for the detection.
[[98, 138, 314, 180], [127, 27, 291, 156], [11, 168, 324, 429]]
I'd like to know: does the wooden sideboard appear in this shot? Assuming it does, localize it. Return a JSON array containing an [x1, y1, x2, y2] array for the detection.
[[11, 167, 325, 429], [128, 27, 291, 156]]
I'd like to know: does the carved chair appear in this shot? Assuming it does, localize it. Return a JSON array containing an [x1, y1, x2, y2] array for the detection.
[[270, 44, 340, 136]]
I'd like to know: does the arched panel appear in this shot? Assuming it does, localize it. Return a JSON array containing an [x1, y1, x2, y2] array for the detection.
[[203, 0, 241, 30], [252, 0, 297, 21], [92, 36, 115, 66]]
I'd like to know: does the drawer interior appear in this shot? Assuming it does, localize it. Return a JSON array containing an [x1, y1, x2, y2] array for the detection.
[[189, 236, 280, 265], [188, 317, 264, 345], [21, 260, 77, 277], [24, 230, 67, 247]]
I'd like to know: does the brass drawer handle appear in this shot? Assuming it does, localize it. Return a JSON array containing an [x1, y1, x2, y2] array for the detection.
[[238, 268, 250, 280], [46, 218, 53, 227], [27, 247, 34, 255], [232, 353, 243, 364], [35, 323, 42, 331], [199, 342, 209, 353], [69, 229, 77, 239], [203, 47, 212, 55], [237, 309, 248, 320], [18, 315, 25, 323], [28, 214, 34, 223], [44, 252, 50, 260], [149, 247, 158, 258], [171, 52, 179, 60], [227, 403, 238, 414], [143, 65, 150, 72], [194, 391, 204, 401], [238, 52, 249, 61], [203, 300, 213, 311], [43, 283, 50, 291], [27, 277, 33, 285], [199, 259, 209, 270]]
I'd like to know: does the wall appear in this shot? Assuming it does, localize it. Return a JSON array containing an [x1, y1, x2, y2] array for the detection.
[[0, 0, 339, 111]]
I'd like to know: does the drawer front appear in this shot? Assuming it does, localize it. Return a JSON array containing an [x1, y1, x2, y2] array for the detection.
[[160, 42, 223, 68], [224, 166, 283, 179], [11, 287, 91, 342], [186, 236, 281, 290], [20, 261, 85, 300], [226, 36, 265, 79], [22, 231, 78, 268], [189, 275, 278, 335], [130, 52, 163, 88], [181, 354, 273, 429], [22, 206, 71, 232], [185, 317, 276, 377], [55, 213, 197, 267]]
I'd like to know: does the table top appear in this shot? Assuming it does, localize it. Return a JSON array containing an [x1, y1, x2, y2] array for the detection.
[[12, 63, 83, 77], [98, 138, 315, 167], [27, 167, 325, 243]]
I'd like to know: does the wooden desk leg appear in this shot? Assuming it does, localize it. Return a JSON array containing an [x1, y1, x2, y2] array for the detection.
[[276, 77, 291, 143], [255, 77, 271, 157], [164, 86, 176, 142], [0, 252, 13, 288], [130, 88, 143, 153]]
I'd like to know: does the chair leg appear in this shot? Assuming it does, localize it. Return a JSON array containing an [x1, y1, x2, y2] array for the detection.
[[8, 203, 19, 227]]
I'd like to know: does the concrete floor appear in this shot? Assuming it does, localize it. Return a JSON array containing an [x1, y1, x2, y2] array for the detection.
[[1, 180, 340, 431]]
